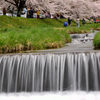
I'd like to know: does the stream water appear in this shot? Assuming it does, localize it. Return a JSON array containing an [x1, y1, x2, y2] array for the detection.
[[0, 31, 100, 100], [18, 31, 98, 54]]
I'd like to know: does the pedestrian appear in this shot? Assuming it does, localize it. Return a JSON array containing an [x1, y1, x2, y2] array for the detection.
[[91, 19, 94, 23], [30, 7, 33, 18], [47, 12, 51, 18], [57, 13, 60, 19], [45, 12, 48, 18], [82, 18, 86, 25], [37, 10, 40, 18], [94, 17, 96, 23], [24, 6, 27, 18], [3, 7, 6, 15], [68, 17, 71, 27], [96, 19, 99, 23], [76, 17, 80, 28], [27, 7, 30, 18]]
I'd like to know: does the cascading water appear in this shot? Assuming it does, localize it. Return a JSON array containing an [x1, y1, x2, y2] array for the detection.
[[0, 52, 100, 93]]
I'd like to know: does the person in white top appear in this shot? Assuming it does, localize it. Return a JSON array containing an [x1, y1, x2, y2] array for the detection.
[[76, 17, 80, 28], [24, 7, 27, 18]]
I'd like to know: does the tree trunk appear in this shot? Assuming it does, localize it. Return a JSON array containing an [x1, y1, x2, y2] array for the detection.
[[17, 8, 21, 17]]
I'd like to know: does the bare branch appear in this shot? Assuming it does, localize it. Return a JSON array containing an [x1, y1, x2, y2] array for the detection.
[[5, 0, 16, 6]]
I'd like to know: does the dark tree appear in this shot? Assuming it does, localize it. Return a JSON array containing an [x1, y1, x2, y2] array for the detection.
[[5, 0, 26, 17]]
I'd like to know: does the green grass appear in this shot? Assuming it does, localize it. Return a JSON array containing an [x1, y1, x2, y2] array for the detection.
[[0, 16, 72, 53], [93, 32, 100, 49], [0, 15, 100, 53], [0, 28, 71, 48]]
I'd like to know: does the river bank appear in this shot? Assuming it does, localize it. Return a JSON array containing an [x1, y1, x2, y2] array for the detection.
[[0, 16, 100, 53]]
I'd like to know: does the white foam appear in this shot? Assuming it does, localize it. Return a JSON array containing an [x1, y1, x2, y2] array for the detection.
[[0, 91, 100, 100]]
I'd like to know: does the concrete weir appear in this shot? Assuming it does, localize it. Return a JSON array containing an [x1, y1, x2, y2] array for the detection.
[[0, 52, 100, 92]]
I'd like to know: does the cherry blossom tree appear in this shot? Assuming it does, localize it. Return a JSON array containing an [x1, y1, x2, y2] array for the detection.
[[5, 0, 26, 17]]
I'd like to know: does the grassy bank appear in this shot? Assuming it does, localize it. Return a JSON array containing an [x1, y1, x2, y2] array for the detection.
[[0, 28, 72, 53], [1, 16, 100, 53], [0, 16, 72, 53], [93, 32, 100, 49]]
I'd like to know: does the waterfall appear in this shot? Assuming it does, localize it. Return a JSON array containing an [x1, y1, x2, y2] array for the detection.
[[0, 52, 100, 93]]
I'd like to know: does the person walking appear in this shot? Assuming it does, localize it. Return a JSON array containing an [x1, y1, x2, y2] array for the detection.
[[37, 10, 40, 18], [68, 17, 71, 27], [45, 12, 48, 18], [76, 17, 80, 28], [30, 7, 33, 18], [82, 18, 86, 25], [94, 17, 96, 23], [3, 7, 6, 15], [27, 7, 30, 18], [24, 7, 27, 18]]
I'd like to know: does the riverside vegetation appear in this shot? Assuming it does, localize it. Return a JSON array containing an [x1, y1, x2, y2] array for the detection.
[[93, 31, 100, 49], [0, 16, 100, 53]]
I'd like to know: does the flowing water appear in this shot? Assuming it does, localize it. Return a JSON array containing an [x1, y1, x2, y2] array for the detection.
[[0, 32, 100, 100], [20, 31, 97, 54], [0, 53, 100, 92]]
